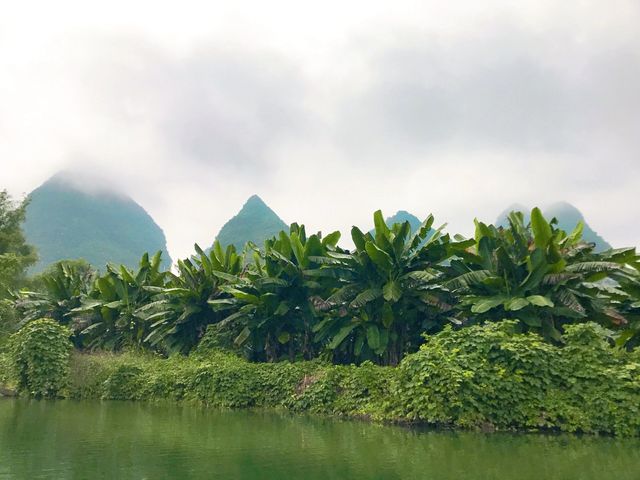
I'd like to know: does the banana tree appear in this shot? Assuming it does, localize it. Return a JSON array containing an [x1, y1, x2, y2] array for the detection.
[[140, 242, 242, 354], [13, 260, 97, 345], [73, 252, 169, 350], [212, 224, 341, 362], [445, 208, 631, 340], [313, 210, 471, 366], [613, 255, 640, 349]]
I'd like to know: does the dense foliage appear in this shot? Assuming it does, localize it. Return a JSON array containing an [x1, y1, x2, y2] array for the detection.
[[7, 207, 640, 366], [4, 185, 640, 437], [5, 321, 625, 436], [392, 321, 640, 436], [312, 212, 470, 365], [496, 202, 611, 251], [0, 190, 37, 297], [444, 209, 635, 340], [9, 318, 72, 397], [15, 260, 97, 334], [213, 224, 341, 362], [0, 300, 17, 345], [139, 245, 241, 353]]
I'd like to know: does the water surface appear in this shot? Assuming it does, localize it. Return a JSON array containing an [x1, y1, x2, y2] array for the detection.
[[0, 399, 638, 479]]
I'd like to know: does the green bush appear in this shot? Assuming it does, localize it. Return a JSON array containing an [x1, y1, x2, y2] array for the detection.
[[11, 318, 72, 397], [0, 299, 17, 346], [194, 323, 242, 356], [0, 351, 11, 385], [68, 350, 315, 407], [290, 361, 394, 418], [0, 300, 15, 386], [391, 321, 640, 436], [63, 322, 640, 436], [103, 364, 145, 400]]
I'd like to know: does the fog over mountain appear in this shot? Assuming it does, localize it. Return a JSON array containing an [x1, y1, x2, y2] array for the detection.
[[2, 1, 639, 260]]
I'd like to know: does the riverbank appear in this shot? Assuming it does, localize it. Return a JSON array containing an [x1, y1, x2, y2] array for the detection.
[[3, 321, 640, 436]]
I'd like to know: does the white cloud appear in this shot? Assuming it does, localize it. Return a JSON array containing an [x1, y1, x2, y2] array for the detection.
[[1, 0, 639, 260]]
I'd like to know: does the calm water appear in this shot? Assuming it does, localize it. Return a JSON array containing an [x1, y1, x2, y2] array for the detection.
[[0, 399, 639, 479]]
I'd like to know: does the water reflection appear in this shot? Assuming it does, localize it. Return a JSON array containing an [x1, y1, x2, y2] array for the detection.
[[0, 399, 638, 480]]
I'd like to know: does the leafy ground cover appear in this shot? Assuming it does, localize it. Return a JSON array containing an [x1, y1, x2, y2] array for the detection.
[[4, 319, 638, 437]]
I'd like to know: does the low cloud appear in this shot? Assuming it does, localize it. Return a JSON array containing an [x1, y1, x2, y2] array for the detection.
[[335, 27, 640, 164], [1, 2, 639, 258], [77, 36, 311, 177]]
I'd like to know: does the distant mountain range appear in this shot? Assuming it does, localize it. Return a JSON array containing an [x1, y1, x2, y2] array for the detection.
[[19, 172, 615, 272], [24, 174, 171, 272], [495, 202, 612, 251], [214, 195, 288, 251]]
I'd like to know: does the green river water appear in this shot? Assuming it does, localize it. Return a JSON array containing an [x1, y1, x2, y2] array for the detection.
[[0, 399, 638, 479]]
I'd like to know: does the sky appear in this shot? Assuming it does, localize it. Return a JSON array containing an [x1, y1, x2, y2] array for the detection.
[[1, 0, 639, 260]]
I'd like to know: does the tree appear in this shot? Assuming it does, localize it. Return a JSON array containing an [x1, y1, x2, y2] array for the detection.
[[140, 242, 243, 354], [26, 258, 95, 293], [13, 260, 97, 347], [0, 190, 37, 296], [445, 208, 632, 340], [313, 210, 471, 365], [214, 224, 341, 362], [74, 252, 169, 350], [614, 256, 640, 349]]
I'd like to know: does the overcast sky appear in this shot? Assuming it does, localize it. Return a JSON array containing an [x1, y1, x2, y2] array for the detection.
[[2, 0, 639, 260]]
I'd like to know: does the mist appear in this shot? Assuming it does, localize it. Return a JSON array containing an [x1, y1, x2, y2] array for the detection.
[[2, 0, 639, 260]]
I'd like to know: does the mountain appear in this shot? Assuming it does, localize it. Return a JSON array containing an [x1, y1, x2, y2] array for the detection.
[[495, 202, 611, 251], [495, 203, 530, 228], [215, 195, 288, 250], [544, 202, 611, 251], [23, 174, 171, 273], [369, 210, 422, 235], [386, 211, 422, 232]]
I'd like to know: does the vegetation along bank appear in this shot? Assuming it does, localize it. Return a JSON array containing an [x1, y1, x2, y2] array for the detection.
[[2, 318, 640, 436], [1, 190, 640, 436]]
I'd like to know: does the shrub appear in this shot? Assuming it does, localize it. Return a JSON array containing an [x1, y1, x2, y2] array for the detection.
[[103, 364, 145, 400], [63, 323, 640, 436], [11, 318, 72, 397], [290, 361, 394, 418], [0, 299, 17, 346], [0, 300, 16, 385], [194, 323, 242, 356], [390, 321, 640, 436], [0, 350, 11, 385]]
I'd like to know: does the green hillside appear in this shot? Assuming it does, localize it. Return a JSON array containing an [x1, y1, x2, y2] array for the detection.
[[24, 175, 171, 272], [495, 202, 611, 251], [215, 195, 287, 250]]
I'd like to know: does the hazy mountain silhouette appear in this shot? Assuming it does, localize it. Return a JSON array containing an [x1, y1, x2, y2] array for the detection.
[[544, 202, 611, 251], [214, 195, 287, 250], [369, 210, 425, 238], [24, 174, 171, 272], [495, 202, 611, 251]]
